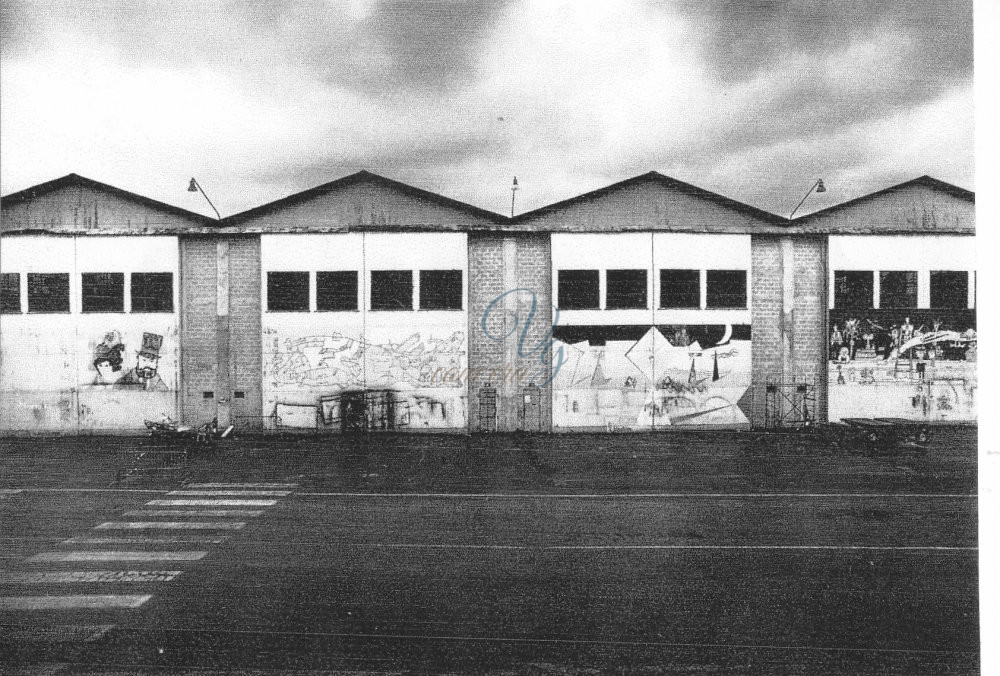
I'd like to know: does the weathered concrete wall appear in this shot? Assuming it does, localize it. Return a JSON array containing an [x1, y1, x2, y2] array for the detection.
[[0, 235, 179, 432], [1, 184, 205, 233], [260, 233, 468, 431]]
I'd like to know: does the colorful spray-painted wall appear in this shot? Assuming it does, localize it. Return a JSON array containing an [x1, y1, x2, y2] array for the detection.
[[261, 233, 468, 431], [0, 236, 179, 432], [827, 235, 976, 422]]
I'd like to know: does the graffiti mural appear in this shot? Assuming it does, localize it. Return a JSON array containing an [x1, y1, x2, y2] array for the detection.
[[264, 328, 468, 430], [828, 310, 976, 421], [551, 325, 751, 430], [89, 331, 169, 391]]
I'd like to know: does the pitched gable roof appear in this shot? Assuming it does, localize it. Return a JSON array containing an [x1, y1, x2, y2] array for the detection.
[[511, 171, 787, 227], [793, 175, 974, 223], [224, 170, 506, 227], [1, 173, 218, 226]]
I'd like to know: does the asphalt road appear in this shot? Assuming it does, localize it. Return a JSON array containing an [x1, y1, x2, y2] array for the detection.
[[0, 428, 979, 674]]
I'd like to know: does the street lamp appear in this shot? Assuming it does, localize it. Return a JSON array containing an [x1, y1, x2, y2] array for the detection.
[[188, 177, 221, 221], [511, 176, 518, 218], [788, 178, 826, 219]]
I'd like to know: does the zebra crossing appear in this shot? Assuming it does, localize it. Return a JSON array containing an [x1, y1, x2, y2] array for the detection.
[[0, 482, 296, 614]]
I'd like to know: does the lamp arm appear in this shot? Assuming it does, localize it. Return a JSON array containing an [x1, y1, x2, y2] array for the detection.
[[192, 178, 222, 221], [788, 180, 821, 220]]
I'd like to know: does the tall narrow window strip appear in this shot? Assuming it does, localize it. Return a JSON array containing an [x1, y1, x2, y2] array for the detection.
[[833, 271, 874, 309], [605, 269, 647, 310], [131, 273, 174, 313], [317, 271, 359, 312], [558, 270, 600, 310], [267, 271, 310, 312], [879, 271, 917, 309], [930, 271, 969, 309], [27, 273, 70, 313], [659, 269, 700, 309], [0, 273, 20, 313], [371, 270, 413, 311], [419, 270, 463, 310], [705, 270, 747, 309]]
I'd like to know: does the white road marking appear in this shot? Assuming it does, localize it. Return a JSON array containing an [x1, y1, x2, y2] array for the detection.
[[0, 489, 23, 496], [95, 521, 245, 530], [297, 491, 977, 499], [168, 490, 291, 496], [0, 594, 152, 609], [186, 483, 298, 488], [27, 551, 207, 563], [0, 570, 182, 583], [4, 624, 114, 643], [348, 543, 975, 552], [124, 509, 264, 517], [145, 499, 277, 507], [64, 535, 228, 545]]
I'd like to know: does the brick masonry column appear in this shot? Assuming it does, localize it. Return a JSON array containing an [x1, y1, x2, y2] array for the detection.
[[179, 237, 218, 426]]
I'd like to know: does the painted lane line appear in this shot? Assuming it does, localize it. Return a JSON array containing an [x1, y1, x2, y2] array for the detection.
[[346, 543, 976, 552], [124, 509, 264, 517], [167, 490, 291, 496], [0, 594, 152, 610], [297, 491, 977, 499], [185, 483, 298, 488], [95, 521, 245, 530], [3, 624, 115, 643], [145, 499, 278, 507], [0, 570, 182, 583], [0, 489, 23, 495], [64, 536, 228, 545], [26, 551, 208, 563]]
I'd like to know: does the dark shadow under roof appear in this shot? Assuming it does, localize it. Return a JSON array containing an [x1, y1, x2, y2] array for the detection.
[[510, 171, 788, 226], [1, 173, 218, 226], [224, 170, 507, 226]]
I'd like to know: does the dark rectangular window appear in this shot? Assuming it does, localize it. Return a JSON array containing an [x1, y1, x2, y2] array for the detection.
[[930, 270, 968, 309], [879, 271, 917, 309], [27, 273, 70, 313], [558, 270, 599, 310], [267, 271, 309, 312], [1, 273, 20, 313], [131, 272, 173, 313], [371, 270, 413, 311], [606, 269, 647, 309], [317, 271, 358, 311], [706, 270, 747, 309], [419, 270, 463, 310], [81, 273, 124, 313], [833, 270, 874, 309], [659, 269, 700, 309]]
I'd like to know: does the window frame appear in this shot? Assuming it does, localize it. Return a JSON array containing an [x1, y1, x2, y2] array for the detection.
[[605, 269, 647, 310], [705, 269, 748, 309], [27, 272, 71, 314], [418, 269, 463, 311], [0, 272, 21, 314], [833, 270, 875, 310], [929, 270, 969, 310], [557, 269, 600, 310], [130, 272, 174, 313], [316, 270, 359, 312], [878, 270, 917, 309], [266, 271, 310, 313], [659, 269, 700, 309], [370, 270, 414, 311]]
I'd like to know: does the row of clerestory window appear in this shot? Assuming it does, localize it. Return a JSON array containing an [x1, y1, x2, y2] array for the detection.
[[266, 270, 463, 312], [558, 269, 748, 310], [0, 272, 173, 314]]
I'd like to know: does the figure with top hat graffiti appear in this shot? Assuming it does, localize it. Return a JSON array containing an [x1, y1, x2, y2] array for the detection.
[[115, 332, 168, 391]]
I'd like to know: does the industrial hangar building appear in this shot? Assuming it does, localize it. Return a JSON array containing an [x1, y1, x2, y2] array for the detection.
[[0, 170, 975, 434]]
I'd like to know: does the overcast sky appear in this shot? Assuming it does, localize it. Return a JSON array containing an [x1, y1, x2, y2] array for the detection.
[[0, 0, 974, 219]]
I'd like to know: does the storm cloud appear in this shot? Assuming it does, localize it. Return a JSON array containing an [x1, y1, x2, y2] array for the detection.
[[1, 0, 973, 218]]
